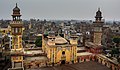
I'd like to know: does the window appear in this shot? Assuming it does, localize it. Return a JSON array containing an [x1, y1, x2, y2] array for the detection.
[[116, 30, 118, 32], [15, 28, 18, 33], [62, 51, 65, 55], [11, 46, 12, 49], [14, 28, 16, 33], [16, 45, 18, 49]]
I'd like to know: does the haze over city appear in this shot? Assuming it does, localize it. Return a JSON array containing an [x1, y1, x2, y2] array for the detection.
[[0, 0, 120, 20]]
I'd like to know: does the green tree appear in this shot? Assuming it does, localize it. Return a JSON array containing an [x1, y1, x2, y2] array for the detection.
[[113, 37, 120, 47], [113, 37, 120, 44], [35, 36, 42, 47], [111, 48, 119, 54]]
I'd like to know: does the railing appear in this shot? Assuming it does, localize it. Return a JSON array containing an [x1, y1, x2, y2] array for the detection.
[[10, 21, 23, 24]]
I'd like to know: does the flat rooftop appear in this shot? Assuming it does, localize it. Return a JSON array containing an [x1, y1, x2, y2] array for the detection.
[[24, 50, 44, 54], [77, 52, 93, 56], [77, 47, 85, 51], [25, 56, 47, 61]]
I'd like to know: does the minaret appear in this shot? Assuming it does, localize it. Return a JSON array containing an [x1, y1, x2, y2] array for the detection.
[[10, 3, 24, 69], [93, 8, 104, 45]]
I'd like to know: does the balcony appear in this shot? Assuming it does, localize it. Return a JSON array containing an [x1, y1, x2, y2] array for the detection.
[[12, 32, 22, 35], [10, 49, 24, 56]]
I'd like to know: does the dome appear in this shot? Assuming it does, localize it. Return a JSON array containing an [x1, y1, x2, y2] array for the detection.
[[96, 11, 101, 16], [13, 7, 20, 11], [55, 36, 68, 45], [13, 3, 20, 11], [95, 8, 102, 17], [12, 3, 21, 17]]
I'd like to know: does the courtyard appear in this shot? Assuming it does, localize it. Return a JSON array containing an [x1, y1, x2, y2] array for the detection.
[[26, 61, 110, 70]]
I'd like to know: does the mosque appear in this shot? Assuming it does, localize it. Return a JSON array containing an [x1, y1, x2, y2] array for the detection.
[[42, 31, 78, 65], [8, 3, 119, 70]]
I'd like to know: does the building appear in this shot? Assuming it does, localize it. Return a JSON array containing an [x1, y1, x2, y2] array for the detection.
[[0, 33, 2, 50], [42, 31, 78, 65], [2, 35, 10, 50], [9, 3, 24, 70], [8, 35, 12, 50]]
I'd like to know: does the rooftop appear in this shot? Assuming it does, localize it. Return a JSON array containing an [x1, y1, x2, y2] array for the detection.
[[25, 56, 47, 61], [55, 36, 68, 45], [77, 52, 93, 56], [37, 61, 110, 70], [24, 50, 44, 55]]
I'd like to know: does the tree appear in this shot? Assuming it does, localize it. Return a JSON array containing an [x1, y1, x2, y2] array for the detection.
[[113, 37, 120, 47], [110, 48, 119, 57], [112, 48, 119, 54], [113, 37, 120, 44], [35, 36, 42, 47]]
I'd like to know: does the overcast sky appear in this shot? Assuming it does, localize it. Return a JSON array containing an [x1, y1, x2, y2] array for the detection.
[[0, 0, 120, 20]]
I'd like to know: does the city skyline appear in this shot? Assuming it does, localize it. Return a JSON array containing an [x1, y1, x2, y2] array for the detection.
[[0, 0, 120, 20], [0, 1, 120, 70]]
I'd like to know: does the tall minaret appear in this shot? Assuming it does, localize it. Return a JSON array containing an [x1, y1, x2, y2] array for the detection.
[[93, 8, 104, 45], [10, 3, 24, 69]]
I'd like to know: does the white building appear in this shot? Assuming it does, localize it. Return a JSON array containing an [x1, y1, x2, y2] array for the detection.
[[8, 34, 12, 50]]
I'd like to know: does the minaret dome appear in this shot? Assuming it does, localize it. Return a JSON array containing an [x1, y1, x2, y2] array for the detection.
[[95, 8, 102, 21], [12, 3, 21, 21]]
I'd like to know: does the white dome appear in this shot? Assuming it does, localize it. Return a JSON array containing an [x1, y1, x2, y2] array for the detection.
[[55, 36, 68, 45]]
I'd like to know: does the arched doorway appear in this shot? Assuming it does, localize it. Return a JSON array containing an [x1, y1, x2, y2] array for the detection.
[[61, 60, 65, 64], [61, 51, 66, 65]]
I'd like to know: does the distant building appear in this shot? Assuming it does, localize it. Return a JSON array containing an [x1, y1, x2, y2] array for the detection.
[[0, 33, 2, 52]]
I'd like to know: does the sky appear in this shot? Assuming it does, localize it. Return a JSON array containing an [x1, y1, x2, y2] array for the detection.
[[0, 0, 120, 20]]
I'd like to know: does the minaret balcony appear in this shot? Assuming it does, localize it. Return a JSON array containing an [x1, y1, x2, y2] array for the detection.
[[10, 21, 23, 28], [10, 51, 24, 56], [10, 21, 22, 23], [10, 49, 24, 55], [12, 32, 22, 35]]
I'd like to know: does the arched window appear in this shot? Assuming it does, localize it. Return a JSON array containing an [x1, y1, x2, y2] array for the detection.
[[62, 51, 65, 55]]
